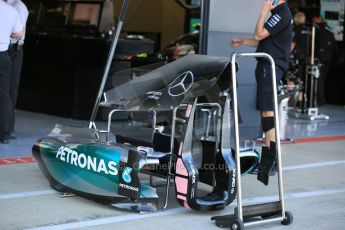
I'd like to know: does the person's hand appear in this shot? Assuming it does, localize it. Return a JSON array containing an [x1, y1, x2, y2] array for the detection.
[[262, 0, 277, 14], [231, 38, 243, 48]]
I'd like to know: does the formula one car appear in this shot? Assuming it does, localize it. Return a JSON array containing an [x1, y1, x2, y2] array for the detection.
[[32, 54, 259, 212]]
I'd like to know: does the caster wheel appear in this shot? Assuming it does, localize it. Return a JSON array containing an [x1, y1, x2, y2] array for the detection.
[[215, 222, 229, 228], [212, 214, 233, 228], [281, 211, 293, 225], [230, 219, 244, 230]]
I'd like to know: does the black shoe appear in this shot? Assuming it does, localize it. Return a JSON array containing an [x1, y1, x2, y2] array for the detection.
[[257, 142, 277, 186], [0, 138, 9, 144]]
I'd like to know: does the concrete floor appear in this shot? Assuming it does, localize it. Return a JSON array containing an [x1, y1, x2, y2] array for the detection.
[[1, 107, 345, 230]]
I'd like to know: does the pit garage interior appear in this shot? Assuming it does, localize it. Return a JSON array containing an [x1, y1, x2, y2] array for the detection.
[[1, 0, 345, 230]]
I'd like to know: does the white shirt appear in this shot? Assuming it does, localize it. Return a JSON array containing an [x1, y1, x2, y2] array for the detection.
[[7, 0, 29, 44], [0, 1, 23, 51]]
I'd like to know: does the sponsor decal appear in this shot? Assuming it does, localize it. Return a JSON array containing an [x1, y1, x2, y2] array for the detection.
[[188, 159, 196, 199], [119, 166, 139, 193], [268, 13, 281, 27], [56, 146, 118, 176], [168, 71, 194, 97], [117, 150, 141, 199], [118, 183, 139, 192], [231, 169, 236, 194], [122, 167, 133, 184], [146, 91, 163, 100], [224, 150, 236, 194]]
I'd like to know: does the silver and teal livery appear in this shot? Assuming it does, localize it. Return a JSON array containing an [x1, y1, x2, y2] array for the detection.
[[33, 125, 159, 209], [33, 54, 259, 212]]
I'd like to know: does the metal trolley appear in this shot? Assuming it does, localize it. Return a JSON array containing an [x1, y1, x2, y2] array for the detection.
[[212, 52, 293, 229]]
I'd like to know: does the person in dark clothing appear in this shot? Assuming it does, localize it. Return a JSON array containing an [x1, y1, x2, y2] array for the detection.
[[0, 0, 24, 144], [292, 11, 310, 63], [290, 11, 311, 108], [7, 0, 29, 139], [313, 15, 338, 106], [231, 0, 293, 185]]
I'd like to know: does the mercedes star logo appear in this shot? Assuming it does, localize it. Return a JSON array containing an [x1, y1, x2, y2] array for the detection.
[[168, 71, 194, 97]]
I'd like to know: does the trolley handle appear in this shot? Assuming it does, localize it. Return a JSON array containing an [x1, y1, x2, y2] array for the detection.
[[230, 52, 285, 222]]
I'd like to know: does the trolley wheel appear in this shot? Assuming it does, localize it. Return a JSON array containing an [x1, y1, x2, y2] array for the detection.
[[212, 214, 234, 228], [281, 211, 293, 225], [215, 221, 229, 228], [229, 219, 244, 230]]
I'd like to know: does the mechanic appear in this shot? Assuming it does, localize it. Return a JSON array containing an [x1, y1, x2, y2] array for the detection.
[[291, 11, 309, 62], [290, 11, 310, 108], [231, 0, 293, 185], [0, 0, 24, 144], [7, 0, 29, 139]]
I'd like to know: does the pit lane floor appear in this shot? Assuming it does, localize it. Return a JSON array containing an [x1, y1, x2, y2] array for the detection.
[[1, 106, 345, 230]]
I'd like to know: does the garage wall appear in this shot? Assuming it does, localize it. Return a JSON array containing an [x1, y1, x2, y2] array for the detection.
[[113, 0, 185, 49], [161, 1, 186, 48], [209, 0, 261, 33], [207, 0, 263, 138]]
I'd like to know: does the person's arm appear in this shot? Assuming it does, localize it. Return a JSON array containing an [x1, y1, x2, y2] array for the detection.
[[291, 27, 297, 51], [231, 38, 259, 48], [17, 1, 29, 39], [291, 41, 296, 51], [254, 0, 276, 41], [11, 30, 24, 39], [231, 0, 280, 48], [11, 11, 24, 39]]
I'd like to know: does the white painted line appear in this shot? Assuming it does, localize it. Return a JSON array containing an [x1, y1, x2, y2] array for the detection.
[[283, 160, 345, 171], [241, 188, 345, 204], [0, 190, 57, 200], [285, 188, 345, 199], [25, 187, 345, 230], [24, 208, 188, 230]]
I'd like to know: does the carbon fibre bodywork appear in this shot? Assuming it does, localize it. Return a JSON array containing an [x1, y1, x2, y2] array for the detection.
[[33, 54, 259, 211]]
